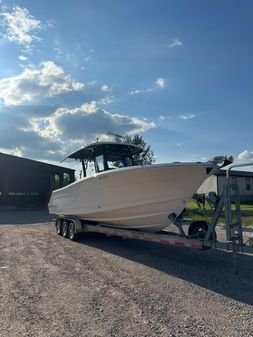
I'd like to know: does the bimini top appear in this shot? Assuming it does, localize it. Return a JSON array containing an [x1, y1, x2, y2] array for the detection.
[[65, 142, 143, 161]]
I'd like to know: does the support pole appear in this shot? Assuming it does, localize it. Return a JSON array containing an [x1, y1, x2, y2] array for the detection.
[[225, 162, 253, 274]]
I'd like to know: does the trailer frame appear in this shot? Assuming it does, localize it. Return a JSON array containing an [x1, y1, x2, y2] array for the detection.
[[54, 162, 253, 274]]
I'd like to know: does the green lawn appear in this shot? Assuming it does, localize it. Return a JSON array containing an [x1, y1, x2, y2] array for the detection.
[[185, 200, 253, 227]]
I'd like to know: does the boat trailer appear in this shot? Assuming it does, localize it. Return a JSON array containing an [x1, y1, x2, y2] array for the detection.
[[55, 162, 253, 274]]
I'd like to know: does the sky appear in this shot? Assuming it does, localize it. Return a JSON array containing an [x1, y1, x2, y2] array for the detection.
[[0, 0, 253, 169]]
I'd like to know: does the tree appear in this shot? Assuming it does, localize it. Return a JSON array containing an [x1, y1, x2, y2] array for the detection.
[[124, 134, 155, 165]]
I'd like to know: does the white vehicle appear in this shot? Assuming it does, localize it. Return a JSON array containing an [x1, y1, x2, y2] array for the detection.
[[48, 141, 231, 232]]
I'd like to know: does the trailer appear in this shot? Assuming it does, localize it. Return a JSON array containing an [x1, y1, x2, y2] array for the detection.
[[54, 163, 253, 273]]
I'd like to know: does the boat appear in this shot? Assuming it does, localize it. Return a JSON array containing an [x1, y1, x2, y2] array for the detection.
[[48, 141, 232, 232]]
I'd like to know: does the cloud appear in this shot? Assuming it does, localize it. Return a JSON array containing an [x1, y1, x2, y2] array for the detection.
[[129, 89, 144, 96], [0, 102, 155, 161], [17, 55, 28, 61], [158, 115, 173, 121], [238, 150, 253, 161], [1, 5, 41, 49], [178, 113, 195, 120], [98, 97, 114, 105], [129, 88, 152, 96], [0, 105, 70, 161], [0, 61, 85, 105], [158, 114, 195, 122], [101, 84, 111, 92], [169, 38, 183, 48], [158, 115, 166, 121], [129, 78, 166, 96], [155, 78, 166, 89], [0, 121, 61, 161], [26, 101, 155, 141], [0, 146, 25, 157]]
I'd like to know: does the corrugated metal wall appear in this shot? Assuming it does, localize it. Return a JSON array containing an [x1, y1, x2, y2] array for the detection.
[[0, 153, 75, 207]]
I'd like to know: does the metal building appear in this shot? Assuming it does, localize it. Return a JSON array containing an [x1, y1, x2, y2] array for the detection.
[[0, 153, 75, 207], [198, 169, 253, 202]]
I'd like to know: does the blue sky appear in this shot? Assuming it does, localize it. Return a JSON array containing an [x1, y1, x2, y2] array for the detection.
[[0, 0, 253, 166]]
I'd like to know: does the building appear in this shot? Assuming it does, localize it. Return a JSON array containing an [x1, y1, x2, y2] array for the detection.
[[0, 153, 75, 207], [198, 169, 253, 202]]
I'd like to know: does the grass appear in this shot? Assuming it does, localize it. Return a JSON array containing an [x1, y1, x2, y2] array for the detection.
[[185, 200, 253, 227]]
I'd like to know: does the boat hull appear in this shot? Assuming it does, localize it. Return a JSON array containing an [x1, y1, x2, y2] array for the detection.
[[48, 163, 212, 232]]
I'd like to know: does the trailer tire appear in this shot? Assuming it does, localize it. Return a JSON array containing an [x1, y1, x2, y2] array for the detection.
[[62, 220, 68, 238], [56, 219, 62, 236], [68, 221, 77, 241], [188, 221, 208, 239], [188, 220, 216, 240]]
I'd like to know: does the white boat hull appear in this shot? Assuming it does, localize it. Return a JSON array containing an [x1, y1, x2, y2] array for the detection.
[[48, 163, 213, 232]]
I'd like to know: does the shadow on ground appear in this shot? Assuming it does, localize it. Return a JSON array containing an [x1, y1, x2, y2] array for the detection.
[[77, 232, 253, 306], [1, 209, 253, 306], [0, 208, 53, 225]]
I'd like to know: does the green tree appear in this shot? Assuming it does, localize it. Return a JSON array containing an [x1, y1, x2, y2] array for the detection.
[[124, 134, 155, 165]]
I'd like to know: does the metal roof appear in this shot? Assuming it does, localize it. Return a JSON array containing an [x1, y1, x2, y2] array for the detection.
[[0, 152, 75, 173]]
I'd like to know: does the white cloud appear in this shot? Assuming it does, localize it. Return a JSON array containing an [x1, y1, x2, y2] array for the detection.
[[101, 84, 111, 92], [72, 81, 85, 91], [0, 146, 25, 157], [0, 102, 155, 161], [0, 105, 65, 161], [46, 19, 55, 28], [98, 97, 114, 105], [158, 114, 195, 122], [26, 102, 155, 142], [158, 115, 173, 121], [169, 38, 183, 48], [238, 150, 253, 161], [1, 5, 41, 48], [17, 55, 28, 61], [129, 78, 165, 96], [129, 89, 142, 95], [129, 88, 153, 96], [178, 113, 195, 120], [80, 101, 97, 113], [155, 78, 166, 89], [0, 61, 85, 105]]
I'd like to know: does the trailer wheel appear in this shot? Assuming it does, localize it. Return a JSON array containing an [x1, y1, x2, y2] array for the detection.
[[188, 221, 208, 239], [62, 220, 68, 238], [56, 219, 62, 235], [68, 221, 76, 241]]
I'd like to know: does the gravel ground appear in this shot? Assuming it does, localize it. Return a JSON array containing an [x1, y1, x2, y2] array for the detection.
[[0, 209, 253, 337]]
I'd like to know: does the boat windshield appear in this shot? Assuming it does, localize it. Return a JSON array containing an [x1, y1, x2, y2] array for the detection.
[[107, 156, 133, 169], [94, 153, 134, 173], [66, 142, 142, 178]]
